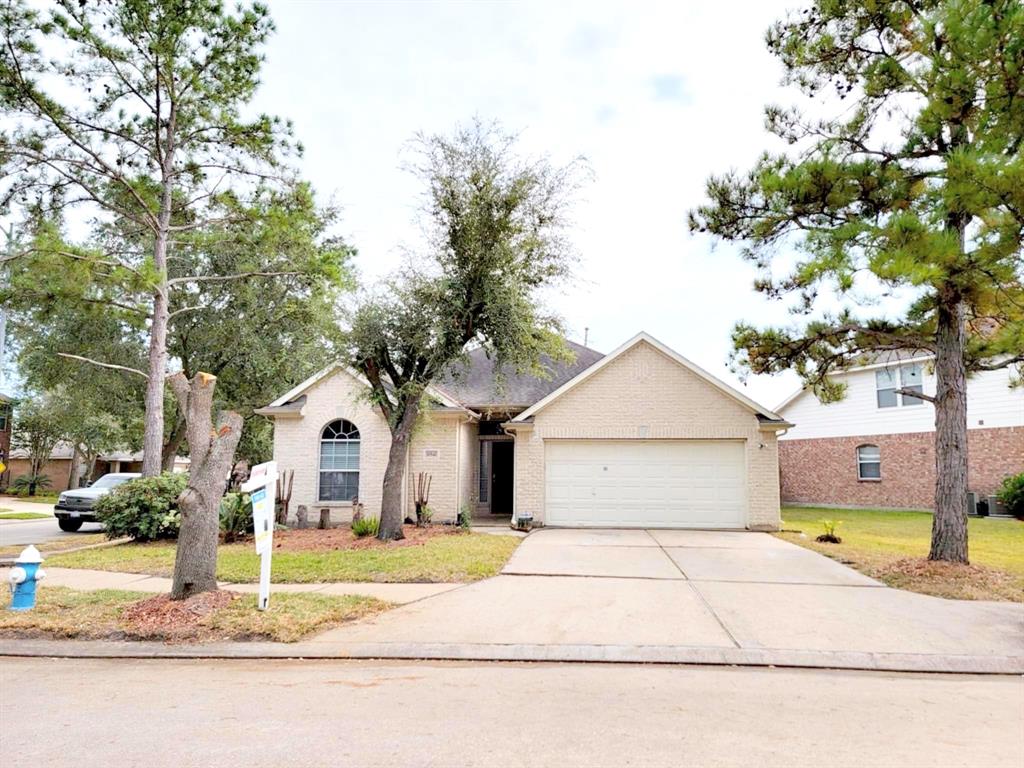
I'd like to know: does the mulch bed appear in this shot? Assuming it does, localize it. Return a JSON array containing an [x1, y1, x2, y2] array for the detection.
[[121, 590, 239, 641], [267, 524, 460, 553]]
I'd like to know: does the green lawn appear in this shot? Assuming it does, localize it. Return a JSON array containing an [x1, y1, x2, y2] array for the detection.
[[0, 494, 60, 505], [778, 506, 1024, 601], [0, 586, 389, 643], [48, 531, 520, 583], [0, 511, 52, 519], [0, 533, 109, 559]]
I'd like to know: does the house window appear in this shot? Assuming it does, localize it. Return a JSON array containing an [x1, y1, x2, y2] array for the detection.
[[478, 442, 489, 503], [899, 364, 924, 406], [857, 445, 881, 480], [876, 364, 925, 408], [319, 419, 360, 501], [0, 404, 9, 431]]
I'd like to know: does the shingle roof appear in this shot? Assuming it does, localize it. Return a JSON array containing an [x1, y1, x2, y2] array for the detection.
[[437, 340, 605, 409]]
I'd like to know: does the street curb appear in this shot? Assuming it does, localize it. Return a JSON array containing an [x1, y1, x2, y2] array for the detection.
[[1, 639, 1020, 675]]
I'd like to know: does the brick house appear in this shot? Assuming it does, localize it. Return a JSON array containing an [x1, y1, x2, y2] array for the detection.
[[256, 333, 791, 529], [775, 356, 1024, 511]]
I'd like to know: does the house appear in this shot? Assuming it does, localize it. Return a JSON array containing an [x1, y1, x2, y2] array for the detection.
[[0, 393, 11, 488], [256, 333, 791, 529], [775, 356, 1024, 511], [6, 443, 190, 492]]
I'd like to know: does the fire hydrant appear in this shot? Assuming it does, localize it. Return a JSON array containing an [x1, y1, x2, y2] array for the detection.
[[8, 545, 46, 611]]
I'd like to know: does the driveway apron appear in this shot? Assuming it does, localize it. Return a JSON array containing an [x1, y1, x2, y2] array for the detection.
[[309, 528, 1024, 663]]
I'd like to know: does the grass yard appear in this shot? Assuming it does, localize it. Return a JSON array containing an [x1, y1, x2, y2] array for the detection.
[[0, 493, 61, 505], [0, 511, 52, 519], [0, 533, 109, 559], [49, 530, 520, 583], [778, 506, 1024, 601], [0, 586, 389, 643]]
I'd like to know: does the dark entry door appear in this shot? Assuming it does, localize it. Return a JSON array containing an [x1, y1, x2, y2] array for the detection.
[[490, 441, 514, 516]]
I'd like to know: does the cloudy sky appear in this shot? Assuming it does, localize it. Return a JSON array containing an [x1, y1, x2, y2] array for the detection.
[[253, 0, 822, 409]]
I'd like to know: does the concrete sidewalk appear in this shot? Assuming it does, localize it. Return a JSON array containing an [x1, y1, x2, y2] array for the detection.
[[2, 528, 1021, 674], [1, 566, 463, 604]]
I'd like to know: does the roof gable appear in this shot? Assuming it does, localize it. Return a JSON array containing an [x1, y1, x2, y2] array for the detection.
[[512, 332, 786, 423]]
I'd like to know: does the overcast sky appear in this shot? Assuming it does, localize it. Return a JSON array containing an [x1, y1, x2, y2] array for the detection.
[[251, 0, 824, 409]]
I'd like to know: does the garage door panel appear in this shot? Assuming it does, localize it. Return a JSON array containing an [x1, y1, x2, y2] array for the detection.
[[544, 441, 746, 529]]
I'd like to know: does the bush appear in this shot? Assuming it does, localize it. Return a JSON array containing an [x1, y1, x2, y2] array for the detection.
[[457, 503, 473, 531], [815, 518, 843, 544], [996, 473, 1024, 520], [11, 474, 52, 496], [95, 472, 188, 541], [220, 492, 253, 542], [351, 516, 380, 538]]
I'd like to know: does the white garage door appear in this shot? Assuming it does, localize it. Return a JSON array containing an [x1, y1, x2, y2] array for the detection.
[[545, 440, 747, 528]]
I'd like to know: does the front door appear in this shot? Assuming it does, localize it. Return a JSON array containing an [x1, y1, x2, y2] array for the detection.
[[490, 441, 514, 516]]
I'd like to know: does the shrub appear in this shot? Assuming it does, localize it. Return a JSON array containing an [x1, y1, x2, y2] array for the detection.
[[457, 503, 473, 531], [815, 518, 843, 544], [11, 474, 52, 496], [95, 472, 188, 541], [351, 516, 380, 538], [996, 473, 1024, 520], [220, 492, 253, 542]]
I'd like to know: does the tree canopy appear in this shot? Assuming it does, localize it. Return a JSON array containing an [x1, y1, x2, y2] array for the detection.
[[689, 0, 1024, 562], [348, 120, 587, 539]]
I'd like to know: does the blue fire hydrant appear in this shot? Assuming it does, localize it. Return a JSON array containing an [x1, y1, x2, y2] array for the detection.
[[8, 545, 46, 611]]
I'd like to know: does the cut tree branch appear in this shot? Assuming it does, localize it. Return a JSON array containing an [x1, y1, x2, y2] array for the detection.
[[57, 353, 149, 379]]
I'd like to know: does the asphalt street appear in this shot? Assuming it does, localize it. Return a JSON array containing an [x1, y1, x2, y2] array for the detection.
[[2, 657, 1020, 767]]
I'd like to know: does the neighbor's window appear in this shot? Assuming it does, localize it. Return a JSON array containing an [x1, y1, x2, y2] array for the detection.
[[0, 403, 9, 431], [875, 364, 925, 408], [857, 445, 881, 480], [319, 419, 360, 501], [899, 364, 924, 406]]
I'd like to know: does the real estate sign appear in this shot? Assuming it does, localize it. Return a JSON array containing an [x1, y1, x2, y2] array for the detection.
[[241, 461, 277, 610]]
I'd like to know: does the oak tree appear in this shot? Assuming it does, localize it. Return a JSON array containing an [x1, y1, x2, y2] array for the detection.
[[348, 121, 585, 540]]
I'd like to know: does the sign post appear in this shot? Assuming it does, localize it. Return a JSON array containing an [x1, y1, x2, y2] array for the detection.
[[241, 461, 277, 611]]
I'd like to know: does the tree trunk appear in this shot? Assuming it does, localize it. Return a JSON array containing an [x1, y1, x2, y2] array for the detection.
[[161, 415, 186, 472], [142, 292, 168, 476], [68, 446, 81, 490], [378, 401, 420, 541], [929, 296, 969, 563], [168, 371, 243, 600]]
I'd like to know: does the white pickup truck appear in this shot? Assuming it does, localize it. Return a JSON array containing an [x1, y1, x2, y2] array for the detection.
[[53, 473, 140, 531]]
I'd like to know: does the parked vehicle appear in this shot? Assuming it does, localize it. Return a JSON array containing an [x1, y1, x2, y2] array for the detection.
[[54, 473, 140, 531]]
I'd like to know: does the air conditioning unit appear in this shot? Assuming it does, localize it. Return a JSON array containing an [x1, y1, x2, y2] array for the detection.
[[966, 491, 978, 516], [988, 495, 1009, 518]]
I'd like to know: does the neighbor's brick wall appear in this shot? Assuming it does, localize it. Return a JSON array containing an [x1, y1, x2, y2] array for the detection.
[[779, 426, 1024, 509], [7, 458, 73, 492], [514, 340, 782, 529]]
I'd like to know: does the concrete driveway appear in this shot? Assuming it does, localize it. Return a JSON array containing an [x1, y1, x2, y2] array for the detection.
[[317, 528, 1024, 667]]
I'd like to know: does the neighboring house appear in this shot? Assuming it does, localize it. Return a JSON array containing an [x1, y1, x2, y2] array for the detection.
[[256, 333, 791, 530], [776, 356, 1024, 510], [0, 393, 11, 488], [6, 443, 189, 492]]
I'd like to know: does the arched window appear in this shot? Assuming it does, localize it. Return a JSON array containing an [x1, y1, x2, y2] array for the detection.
[[319, 419, 360, 501], [856, 445, 881, 480]]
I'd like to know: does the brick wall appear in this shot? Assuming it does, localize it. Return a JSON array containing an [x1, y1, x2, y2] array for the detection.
[[7, 458, 72, 492], [270, 369, 473, 524], [779, 426, 1024, 509], [512, 340, 782, 529]]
